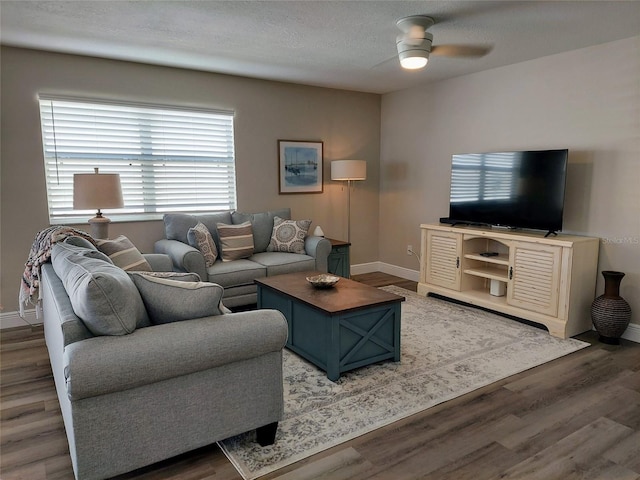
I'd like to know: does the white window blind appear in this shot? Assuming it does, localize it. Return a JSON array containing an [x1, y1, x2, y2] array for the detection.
[[38, 96, 236, 223]]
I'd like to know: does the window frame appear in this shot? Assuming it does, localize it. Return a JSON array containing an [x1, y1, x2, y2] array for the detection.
[[38, 95, 237, 224]]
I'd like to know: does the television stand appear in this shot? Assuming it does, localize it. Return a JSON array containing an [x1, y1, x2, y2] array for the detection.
[[545, 230, 558, 238], [418, 223, 599, 338]]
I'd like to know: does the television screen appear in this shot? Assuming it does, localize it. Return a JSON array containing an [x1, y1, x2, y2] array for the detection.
[[447, 149, 568, 233]]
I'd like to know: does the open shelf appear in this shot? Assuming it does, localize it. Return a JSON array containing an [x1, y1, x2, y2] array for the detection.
[[463, 265, 509, 282], [464, 252, 509, 265]]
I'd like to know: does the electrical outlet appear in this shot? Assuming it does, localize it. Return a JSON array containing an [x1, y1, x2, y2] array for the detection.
[[407, 245, 413, 255]]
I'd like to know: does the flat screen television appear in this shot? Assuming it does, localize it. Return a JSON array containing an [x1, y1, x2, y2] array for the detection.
[[447, 149, 568, 234]]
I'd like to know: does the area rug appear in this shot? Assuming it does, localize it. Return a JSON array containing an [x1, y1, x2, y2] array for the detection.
[[218, 286, 589, 479]]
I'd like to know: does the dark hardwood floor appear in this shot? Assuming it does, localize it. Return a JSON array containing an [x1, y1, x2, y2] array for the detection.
[[1, 273, 639, 480]]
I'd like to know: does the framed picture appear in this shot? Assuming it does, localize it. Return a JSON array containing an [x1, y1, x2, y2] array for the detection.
[[278, 140, 323, 194]]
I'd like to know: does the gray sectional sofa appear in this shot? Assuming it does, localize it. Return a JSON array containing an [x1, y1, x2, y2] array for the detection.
[[154, 208, 332, 307], [41, 239, 288, 480]]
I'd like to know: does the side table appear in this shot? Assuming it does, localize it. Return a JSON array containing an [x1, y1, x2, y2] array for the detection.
[[327, 238, 351, 278]]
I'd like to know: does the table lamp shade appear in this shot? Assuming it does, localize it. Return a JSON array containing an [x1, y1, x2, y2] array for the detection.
[[73, 168, 123, 239], [331, 160, 367, 181], [73, 170, 124, 211]]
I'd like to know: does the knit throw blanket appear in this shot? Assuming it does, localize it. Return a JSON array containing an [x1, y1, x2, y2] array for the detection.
[[19, 226, 96, 316]]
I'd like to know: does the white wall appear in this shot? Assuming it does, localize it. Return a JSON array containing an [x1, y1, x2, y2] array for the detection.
[[380, 36, 640, 327], [0, 47, 381, 314]]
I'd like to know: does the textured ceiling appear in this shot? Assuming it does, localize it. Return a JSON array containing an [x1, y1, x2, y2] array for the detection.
[[1, 1, 639, 94]]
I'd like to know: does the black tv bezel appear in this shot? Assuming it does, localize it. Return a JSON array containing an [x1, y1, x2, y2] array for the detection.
[[446, 149, 569, 235]]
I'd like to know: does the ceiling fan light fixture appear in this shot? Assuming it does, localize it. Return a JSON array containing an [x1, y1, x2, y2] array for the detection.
[[396, 34, 432, 70], [399, 53, 429, 70]]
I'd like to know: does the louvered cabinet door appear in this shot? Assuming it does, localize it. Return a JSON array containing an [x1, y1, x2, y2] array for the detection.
[[507, 242, 562, 316], [425, 230, 462, 290]]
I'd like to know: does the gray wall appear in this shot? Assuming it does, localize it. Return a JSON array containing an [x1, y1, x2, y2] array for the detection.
[[380, 36, 640, 327], [1, 47, 381, 313]]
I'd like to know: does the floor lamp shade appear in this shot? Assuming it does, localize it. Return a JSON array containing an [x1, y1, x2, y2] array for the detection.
[[331, 160, 367, 181], [73, 168, 124, 239], [331, 160, 366, 243]]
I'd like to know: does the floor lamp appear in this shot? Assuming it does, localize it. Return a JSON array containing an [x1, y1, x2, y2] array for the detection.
[[73, 168, 124, 239], [331, 160, 367, 243]]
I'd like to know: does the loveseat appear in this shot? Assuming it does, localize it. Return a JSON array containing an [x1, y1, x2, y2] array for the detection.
[[40, 238, 288, 480], [154, 208, 332, 307]]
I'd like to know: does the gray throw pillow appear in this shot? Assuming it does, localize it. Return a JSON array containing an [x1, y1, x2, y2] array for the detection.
[[129, 274, 227, 324], [51, 243, 149, 336], [63, 236, 98, 250], [128, 271, 201, 282]]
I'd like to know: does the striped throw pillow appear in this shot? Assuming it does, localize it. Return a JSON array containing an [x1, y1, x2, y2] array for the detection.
[[96, 235, 152, 271], [217, 221, 254, 262]]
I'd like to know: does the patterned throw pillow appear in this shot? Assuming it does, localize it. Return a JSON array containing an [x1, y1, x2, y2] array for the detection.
[[216, 221, 254, 262], [267, 216, 312, 254], [95, 235, 152, 271], [187, 222, 218, 267]]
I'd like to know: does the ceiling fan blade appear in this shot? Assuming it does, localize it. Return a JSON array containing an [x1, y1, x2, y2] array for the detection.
[[430, 44, 492, 58]]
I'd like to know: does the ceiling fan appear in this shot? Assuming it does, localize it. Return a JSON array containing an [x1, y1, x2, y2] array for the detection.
[[395, 15, 492, 70]]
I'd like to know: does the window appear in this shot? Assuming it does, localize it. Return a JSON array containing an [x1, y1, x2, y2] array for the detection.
[[38, 96, 236, 223]]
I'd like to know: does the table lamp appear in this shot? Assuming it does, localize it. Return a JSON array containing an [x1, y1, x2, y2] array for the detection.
[[73, 168, 124, 239], [331, 160, 366, 242]]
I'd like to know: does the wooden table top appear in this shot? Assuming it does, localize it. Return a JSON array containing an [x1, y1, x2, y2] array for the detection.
[[255, 271, 404, 315]]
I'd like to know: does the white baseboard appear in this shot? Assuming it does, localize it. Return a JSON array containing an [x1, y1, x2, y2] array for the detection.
[[621, 322, 640, 343], [350, 261, 380, 276], [0, 309, 41, 330], [351, 261, 420, 282]]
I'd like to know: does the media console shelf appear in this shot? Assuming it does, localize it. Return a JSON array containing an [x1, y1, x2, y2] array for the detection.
[[418, 223, 600, 338]]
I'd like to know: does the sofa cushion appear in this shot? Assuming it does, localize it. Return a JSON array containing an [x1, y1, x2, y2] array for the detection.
[[267, 216, 312, 254], [206, 259, 266, 288], [63, 236, 98, 250], [187, 222, 218, 267], [96, 235, 152, 271], [129, 274, 226, 324], [232, 208, 291, 253], [51, 242, 149, 336], [250, 252, 316, 276], [41, 263, 95, 346], [128, 271, 201, 282], [217, 221, 254, 261]]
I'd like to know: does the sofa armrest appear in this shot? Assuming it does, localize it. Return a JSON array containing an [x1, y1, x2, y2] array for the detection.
[[154, 239, 207, 280], [63, 309, 288, 400], [305, 236, 332, 273], [143, 253, 173, 272]]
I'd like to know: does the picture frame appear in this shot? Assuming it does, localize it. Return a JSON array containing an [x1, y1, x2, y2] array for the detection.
[[278, 140, 324, 194]]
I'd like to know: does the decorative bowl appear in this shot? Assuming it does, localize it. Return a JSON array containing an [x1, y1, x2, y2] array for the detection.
[[306, 274, 340, 289]]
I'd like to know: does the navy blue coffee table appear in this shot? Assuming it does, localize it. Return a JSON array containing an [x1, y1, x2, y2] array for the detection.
[[256, 271, 404, 381]]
